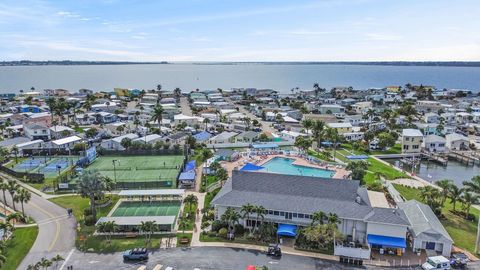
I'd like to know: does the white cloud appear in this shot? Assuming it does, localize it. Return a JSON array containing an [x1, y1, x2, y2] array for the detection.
[[365, 33, 403, 41]]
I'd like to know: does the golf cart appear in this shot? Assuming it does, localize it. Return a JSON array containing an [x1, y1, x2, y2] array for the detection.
[[267, 244, 282, 257], [450, 253, 469, 269]]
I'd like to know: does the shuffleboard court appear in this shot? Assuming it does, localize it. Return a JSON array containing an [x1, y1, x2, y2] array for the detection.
[[88, 155, 184, 183], [112, 201, 181, 217]]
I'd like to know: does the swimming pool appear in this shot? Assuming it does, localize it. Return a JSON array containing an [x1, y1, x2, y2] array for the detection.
[[260, 157, 334, 178]]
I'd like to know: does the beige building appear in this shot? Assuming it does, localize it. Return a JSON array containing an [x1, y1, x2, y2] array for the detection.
[[402, 129, 423, 153], [327, 122, 353, 134]]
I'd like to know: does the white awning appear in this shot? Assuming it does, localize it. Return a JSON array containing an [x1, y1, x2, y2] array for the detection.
[[118, 189, 185, 197]]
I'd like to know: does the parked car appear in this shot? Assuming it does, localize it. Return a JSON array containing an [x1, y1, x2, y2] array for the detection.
[[266, 244, 282, 257], [123, 248, 148, 261], [450, 253, 469, 269]]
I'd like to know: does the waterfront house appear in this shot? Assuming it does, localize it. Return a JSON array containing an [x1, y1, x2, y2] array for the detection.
[[212, 171, 411, 258], [398, 200, 453, 257], [401, 129, 423, 154], [422, 135, 446, 152], [445, 133, 469, 151]]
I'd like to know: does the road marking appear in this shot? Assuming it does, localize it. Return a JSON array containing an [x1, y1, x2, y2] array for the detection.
[[29, 201, 61, 252], [59, 249, 75, 270]]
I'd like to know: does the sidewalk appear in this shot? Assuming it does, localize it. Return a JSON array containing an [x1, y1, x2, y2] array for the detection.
[[190, 191, 205, 247]]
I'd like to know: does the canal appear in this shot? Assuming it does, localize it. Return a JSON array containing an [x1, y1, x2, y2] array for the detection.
[[383, 158, 480, 187]]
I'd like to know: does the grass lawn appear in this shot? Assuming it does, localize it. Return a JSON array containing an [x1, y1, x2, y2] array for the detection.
[[82, 234, 169, 252], [2, 226, 38, 270], [307, 150, 333, 162], [370, 143, 402, 155], [204, 188, 221, 209], [367, 157, 408, 180], [393, 184, 479, 254], [363, 171, 377, 186], [205, 175, 218, 186]]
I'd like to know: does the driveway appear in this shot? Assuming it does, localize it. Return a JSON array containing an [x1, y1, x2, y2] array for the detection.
[[59, 246, 423, 270], [180, 97, 193, 116], [0, 172, 76, 269]]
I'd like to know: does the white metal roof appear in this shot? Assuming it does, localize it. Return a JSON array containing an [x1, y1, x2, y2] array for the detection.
[[17, 139, 43, 148], [402, 129, 423, 137], [52, 135, 82, 146], [118, 189, 185, 197], [96, 216, 176, 226]]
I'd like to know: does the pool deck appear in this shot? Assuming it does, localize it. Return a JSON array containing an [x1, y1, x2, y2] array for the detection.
[[221, 154, 349, 179]]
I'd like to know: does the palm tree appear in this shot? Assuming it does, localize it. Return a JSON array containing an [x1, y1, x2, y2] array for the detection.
[[312, 120, 325, 149], [14, 187, 31, 217], [39, 257, 52, 270], [0, 181, 8, 211], [6, 180, 19, 211], [150, 105, 164, 134], [50, 254, 65, 270], [139, 221, 157, 246], [77, 170, 109, 222], [240, 203, 255, 234], [436, 179, 452, 207], [96, 221, 118, 245], [461, 192, 478, 219], [327, 213, 340, 226], [448, 185, 463, 211], [10, 146, 19, 164], [45, 97, 56, 123], [203, 118, 210, 131], [178, 217, 188, 234], [301, 119, 314, 135], [253, 205, 266, 232], [0, 222, 13, 240], [174, 87, 182, 99], [311, 211, 327, 226], [325, 127, 341, 160], [184, 194, 198, 214], [0, 250, 6, 268], [463, 176, 480, 195], [221, 207, 241, 234]]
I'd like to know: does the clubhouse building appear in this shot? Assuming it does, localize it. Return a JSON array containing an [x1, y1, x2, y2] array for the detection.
[[211, 170, 452, 259]]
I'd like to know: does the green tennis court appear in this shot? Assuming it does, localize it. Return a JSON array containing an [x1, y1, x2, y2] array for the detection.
[[88, 155, 184, 182], [111, 201, 181, 217]]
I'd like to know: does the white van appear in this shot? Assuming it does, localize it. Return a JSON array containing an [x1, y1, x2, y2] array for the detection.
[[422, 256, 450, 270]]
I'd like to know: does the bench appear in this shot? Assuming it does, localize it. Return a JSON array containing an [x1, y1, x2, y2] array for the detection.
[[179, 237, 190, 244]]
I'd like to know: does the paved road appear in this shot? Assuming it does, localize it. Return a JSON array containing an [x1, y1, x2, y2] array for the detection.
[[61, 246, 423, 270], [180, 97, 193, 116], [0, 173, 76, 269], [226, 97, 276, 134]]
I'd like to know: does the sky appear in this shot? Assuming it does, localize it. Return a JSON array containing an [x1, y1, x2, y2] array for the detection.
[[0, 0, 479, 62]]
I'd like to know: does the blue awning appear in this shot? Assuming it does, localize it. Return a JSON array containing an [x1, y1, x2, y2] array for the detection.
[[179, 171, 196, 181], [277, 224, 297, 237], [240, 163, 265, 171], [346, 155, 369, 160], [367, 234, 406, 248], [251, 143, 278, 149], [184, 160, 196, 172]]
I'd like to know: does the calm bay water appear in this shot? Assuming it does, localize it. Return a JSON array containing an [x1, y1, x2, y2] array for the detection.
[[385, 158, 480, 187], [1, 64, 480, 94]]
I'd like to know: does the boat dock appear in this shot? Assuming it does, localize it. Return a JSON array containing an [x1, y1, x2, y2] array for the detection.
[[421, 152, 448, 166], [447, 151, 480, 166]]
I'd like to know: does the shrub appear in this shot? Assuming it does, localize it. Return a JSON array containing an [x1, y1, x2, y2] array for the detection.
[[218, 228, 228, 238], [234, 224, 245, 235], [211, 220, 227, 232], [83, 208, 92, 216], [201, 221, 210, 230], [84, 215, 96, 226]]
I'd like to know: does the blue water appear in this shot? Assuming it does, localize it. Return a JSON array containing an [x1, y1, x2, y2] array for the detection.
[[1, 64, 480, 93], [261, 157, 334, 178]]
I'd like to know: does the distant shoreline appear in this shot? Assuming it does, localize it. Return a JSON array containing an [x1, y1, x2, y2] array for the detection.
[[2, 60, 480, 67]]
